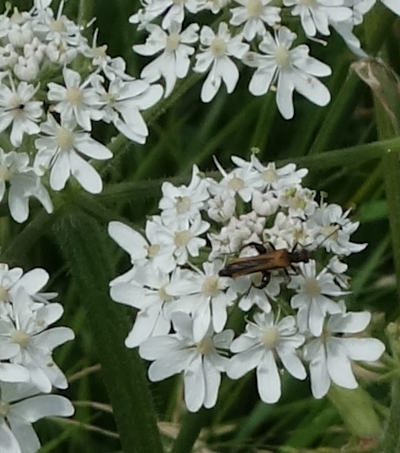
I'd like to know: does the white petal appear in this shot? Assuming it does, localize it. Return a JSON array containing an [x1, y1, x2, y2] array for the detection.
[[7, 415, 39, 453], [341, 338, 385, 362], [228, 347, 263, 379], [69, 152, 103, 194], [276, 71, 295, 119], [148, 350, 193, 381], [184, 354, 205, 412], [0, 421, 22, 453], [203, 357, 220, 409], [11, 395, 74, 422], [256, 351, 281, 403], [108, 221, 148, 259], [326, 339, 357, 389]]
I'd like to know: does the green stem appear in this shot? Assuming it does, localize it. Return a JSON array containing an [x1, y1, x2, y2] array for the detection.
[[328, 385, 381, 437], [309, 5, 395, 155], [57, 212, 164, 453], [97, 137, 400, 204], [381, 378, 400, 453], [169, 409, 212, 453], [383, 149, 400, 304]]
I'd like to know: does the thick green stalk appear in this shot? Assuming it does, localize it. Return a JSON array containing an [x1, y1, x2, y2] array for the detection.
[[383, 150, 400, 305], [57, 212, 164, 453], [97, 137, 400, 205], [381, 378, 400, 453], [169, 409, 212, 453], [309, 5, 395, 155], [328, 386, 381, 437]]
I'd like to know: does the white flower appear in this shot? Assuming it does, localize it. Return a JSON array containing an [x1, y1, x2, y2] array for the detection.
[[211, 156, 262, 202], [238, 273, 283, 311], [47, 67, 103, 131], [303, 305, 385, 398], [140, 312, 233, 412], [0, 288, 74, 392], [193, 23, 249, 102], [108, 220, 176, 274], [0, 44, 18, 69], [240, 157, 308, 191], [134, 22, 199, 97], [95, 77, 163, 144], [206, 192, 236, 223], [288, 260, 347, 336], [45, 37, 78, 65], [111, 265, 177, 348], [252, 190, 279, 217], [307, 203, 366, 255], [167, 261, 236, 341], [228, 311, 306, 403], [8, 23, 33, 48], [230, 0, 281, 41], [143, 0, 202, 29], [208, 213, 265, 258], [152, 215, 209, 265], [244, 26, 331, 119], [0, 79, 42, 146], [159, 164, 209, 223], [283, 0, 352, 37], [278, 186, 318, 218], [0, 382, 74, 453], [0, 150, 53, 223], [0, 265, 53, 315], [34, 114, 112, 193]]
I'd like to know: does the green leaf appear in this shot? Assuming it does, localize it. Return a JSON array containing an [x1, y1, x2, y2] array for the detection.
[[56, 212, 164, 453]]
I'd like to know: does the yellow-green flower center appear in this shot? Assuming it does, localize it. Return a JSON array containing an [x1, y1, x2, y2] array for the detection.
[[262, 168, 278, 183], [196, 337, 213, 354], [158, 285, 173, 302], [247, 0, 263, 17], [321, 224, 339, 241], [174, 230, 192, 248], [147, 244, 160, 258], [211, 37, 227, 57], [0, 165, 13, 182], [0, 401, 9, 418], [11, 329, 30, 347], [166, 32, 181, 52], [261, 326, 280, 348], [56, 127, 74, 150], [303, 277, 321, 297], [274, 46, 290, 67], [0, 286, 9, 302], [50, 18, 66, 33], [202, 275, 219, 297], [176, 196, 191, 214], [228, 176, 244, 191], [66, 86, 83, 105]]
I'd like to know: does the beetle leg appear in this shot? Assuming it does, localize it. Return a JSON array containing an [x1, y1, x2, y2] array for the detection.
[[240, 242, 267, 255], [254, 271, 270, 289]]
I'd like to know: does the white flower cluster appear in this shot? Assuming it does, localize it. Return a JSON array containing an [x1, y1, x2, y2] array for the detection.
[[109, 154, 385, 412], [0, 263, 74, 452], [0, 0, 163, 222], [131, 0, 400, 118]]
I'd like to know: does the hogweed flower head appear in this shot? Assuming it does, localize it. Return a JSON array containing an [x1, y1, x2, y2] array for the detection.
[[0, 263, 74, 452], [0, 0, 163, 222], [129, 0, 400, 118], [109, 153, 384, 411]]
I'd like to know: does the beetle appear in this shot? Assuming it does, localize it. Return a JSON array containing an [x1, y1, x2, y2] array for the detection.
[[218, 242, 310, 287]]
